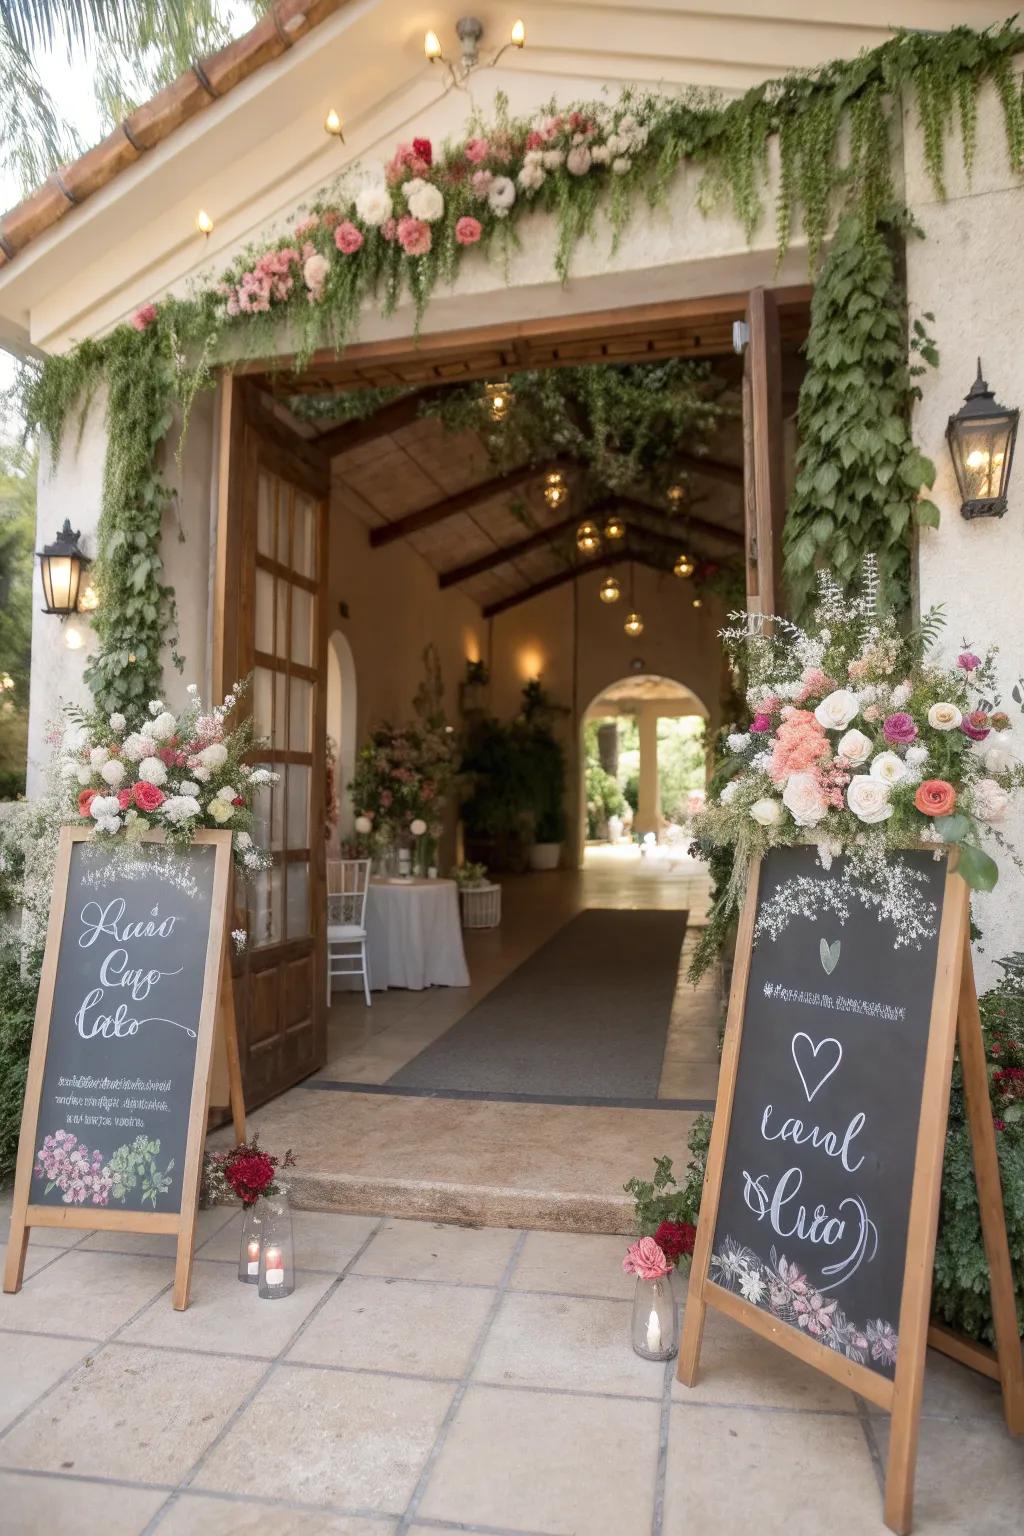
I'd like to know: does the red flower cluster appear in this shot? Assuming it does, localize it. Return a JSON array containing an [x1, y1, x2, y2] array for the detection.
[[653, 1219, 696, 1265], [224, 1151, 276, 1206]]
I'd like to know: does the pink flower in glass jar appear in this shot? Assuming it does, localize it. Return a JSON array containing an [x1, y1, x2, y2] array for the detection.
[[622, 1236, 672, 1280]]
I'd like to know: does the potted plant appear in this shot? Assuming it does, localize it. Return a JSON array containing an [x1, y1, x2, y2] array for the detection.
[[529, 805, 566, 870]]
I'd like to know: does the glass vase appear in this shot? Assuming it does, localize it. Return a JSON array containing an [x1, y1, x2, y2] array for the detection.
[[257, 1186, 295, 1299], [238, 1201, 264, 1284], [630, 1272, 679, 1361]]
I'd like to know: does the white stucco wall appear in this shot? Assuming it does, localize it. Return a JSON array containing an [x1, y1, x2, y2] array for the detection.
[[908, 78, 1024, 985]]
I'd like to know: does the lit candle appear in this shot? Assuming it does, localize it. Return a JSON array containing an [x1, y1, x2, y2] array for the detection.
[[646, 1306, 662, 1354], [246, 1238, 260, 1277], [264, 1245, 284, 1287]]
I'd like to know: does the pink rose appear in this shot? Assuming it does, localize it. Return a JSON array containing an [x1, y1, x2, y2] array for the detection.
[[397, 216, 431, 256], [622, 1236, 672, 1281], [334, 221, 364, 255], [464, 137, 490, 164], [131, 304, 157, 332], [957, 652, 981, 671], [525, 130, 544, 150], [455, 216, 482, 245], [380, 218, 398, 242]]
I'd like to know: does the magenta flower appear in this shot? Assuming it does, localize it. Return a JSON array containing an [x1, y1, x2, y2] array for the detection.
[[883, 712, 917, 745], [749, 712, 773, 734], [957, 652, 981, 671], [962, 710, 992, 742]]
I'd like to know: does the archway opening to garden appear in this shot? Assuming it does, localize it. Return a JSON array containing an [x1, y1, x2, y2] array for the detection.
[[326, 627, 357, 850]]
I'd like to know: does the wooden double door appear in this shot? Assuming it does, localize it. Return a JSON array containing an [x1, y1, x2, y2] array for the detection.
[[217, 380, 331, 1108]]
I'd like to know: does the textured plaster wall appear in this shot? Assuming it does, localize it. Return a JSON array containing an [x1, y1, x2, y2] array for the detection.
[[907, 77, 1024, 986]]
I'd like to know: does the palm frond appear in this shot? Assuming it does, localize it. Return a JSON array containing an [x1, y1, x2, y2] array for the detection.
[[0, 29, 82, 195]]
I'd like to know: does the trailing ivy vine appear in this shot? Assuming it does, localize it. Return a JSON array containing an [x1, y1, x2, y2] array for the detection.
[[20, 20, 1024, 713]]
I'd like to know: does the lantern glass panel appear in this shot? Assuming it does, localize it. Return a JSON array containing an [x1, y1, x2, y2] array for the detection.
[[951, 413, 1014, 504]]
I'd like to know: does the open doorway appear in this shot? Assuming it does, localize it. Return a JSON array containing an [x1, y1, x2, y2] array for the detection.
[[326, 628, 357, 848]]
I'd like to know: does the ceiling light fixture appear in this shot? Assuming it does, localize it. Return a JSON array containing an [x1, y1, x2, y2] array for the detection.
[[603, 514, 626, 541], [599, 575, 621, 604], [544, 471, 568, 510], [576, 521, 601, 554], [624, 611, 644, 637], [673, 553, 695, 579]]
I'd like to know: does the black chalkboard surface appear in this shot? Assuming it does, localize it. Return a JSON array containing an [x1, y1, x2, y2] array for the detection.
[[708, 846, 946, 1380], [29, 840, 218, 1215]]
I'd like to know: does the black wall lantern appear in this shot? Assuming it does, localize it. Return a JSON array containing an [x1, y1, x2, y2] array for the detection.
[[37, 519, 89, 616], [946, 360, 1019, 519]]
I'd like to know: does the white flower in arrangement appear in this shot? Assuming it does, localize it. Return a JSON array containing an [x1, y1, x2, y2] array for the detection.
[[354, 815, 372, 834], [179, 779, 200, 795], [984, 742, 1016, 774], [137, 756, 167, 787], [405, 179, 445, 222], [191, 764, 211, 783], [974, 777, 1010, 822], [89, 746, 109, 769], [303, 253, 329, 294], [487, 176, 516, 216], [542, 148, 565, 170], [161, 794, 201, 824], [234, 831, 253, 850], [869, 751, 907, 786], [782, 772, 828, 827], [76, 766, 92, 786], [90, 794, 121, 820], [109, 713, 126, 733], [198, 742, 229, 769], [814, 689, 859, 731], [836, 728, 872, 766], [148, 700, 165, 717], [590, 144, 611, 165], [566, 144, 592, 175], [518, 161, 545, 191], [123, 732, 156, 762], [60, 760, 80, 780], [355, 185, 393, 226], [249, 767, 275, 785], [611, 155, 632, 175], [97, 815, 122, 834], [719, 780, 742, 805], [738, 1267, 766, 1305], [410, 818, 428, 836], [101, 759, 125, 787], [149, 711, 177, 741], [232, 929, 248, 953], [846, 775, 894, 824], [244, 849, 263, 869], [216, 785, 238, 803], [891, 681, 912, 708], [727, 733, 750, 753], [927, 702, 962, 731], [749, 797, 782, 827], [906, 745, 929, 768], [208, 798, 234, 824]]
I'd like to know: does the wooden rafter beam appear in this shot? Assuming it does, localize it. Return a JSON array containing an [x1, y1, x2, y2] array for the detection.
[[482, 551, 669, 620], [584, 492, 743, 550], [438, 514, 578, 588], [369, 458, 572, 549]]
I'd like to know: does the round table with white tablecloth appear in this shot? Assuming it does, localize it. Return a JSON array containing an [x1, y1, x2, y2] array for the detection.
[[363, 876, 470, 991]]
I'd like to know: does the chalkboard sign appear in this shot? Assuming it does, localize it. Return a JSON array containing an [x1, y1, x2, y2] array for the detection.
[[4, 827, 238, 1310], [709, 846, 946, 1379], [679, 845, 1024, 1534]]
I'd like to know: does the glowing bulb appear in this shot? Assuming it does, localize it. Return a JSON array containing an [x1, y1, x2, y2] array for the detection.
[[485, 381, 512, 422], [323, 108, 344, 140], [599, 576, 621, 604], [511, 18, 526, 47], [78, 582, 99, 612], [63, 624, 84, 651], [544, 472, 568, 509], [603, 516, 625, 541], [666, 482, 685, 507], [624, 611, 644, 637], [673, 553, 694, 579], [692, 597, 703, 609], [196, 208, 214, 236], [965, 449, 990, 470], [424, 29, 442, 60], [576, 521, 601, 554]]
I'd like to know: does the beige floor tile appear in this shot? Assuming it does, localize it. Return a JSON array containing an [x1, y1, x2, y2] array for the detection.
[[509, 1229, 637, 1299], [352, 1219, 519, 1285], [865, 1346, 1005, 1422], [78, 1206, 235, 1258], [670, 1306, 858, 1412], [196, 1364, 455, 1513], [474, 1291, 663, 1398], [286, 1274, 495, 1377], [0, 1344, 265, 1483], [664, 1403, 882, 1534], [0, 1250, 172, 1337], [196, 1210, 380, 1271], [159, 1493, 394, 1534], [417, 1383, 662, 1535], [0, 1332, 95, 1432], [872, 1414, 1024, 1532], [118, 1261, 335, 1357], [0, 1470, 167, 1536]]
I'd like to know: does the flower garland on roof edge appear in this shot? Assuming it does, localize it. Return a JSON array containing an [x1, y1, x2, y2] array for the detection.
[[21, 21, 1024, 718]]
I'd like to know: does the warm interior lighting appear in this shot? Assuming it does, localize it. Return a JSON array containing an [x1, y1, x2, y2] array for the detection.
[[603, 515, 626, 541], [424, 29, 443, 60], [518, 646, 543, 680], [623, 611, 644, 637], [673, 553, 695, 579], [63, 624, 84, 651], [576, 521, 601, 554], [323, 108, 344, 140], [511, 17, 525, 46], [196, 208, 214, 236], [692, 597, 703, 609], [484, 381, 512, 422], [37, 519, 87, 616], [77, 582, 99, 613], [599, 575, 621, 604], [946, 359, 1019, 519], [544, 471, 568, 509]]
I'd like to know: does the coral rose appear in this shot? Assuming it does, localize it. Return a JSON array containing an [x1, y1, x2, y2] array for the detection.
[[134, 782, 166, 813], [915, 779, 956, 817], [77, 788, 97, 818]]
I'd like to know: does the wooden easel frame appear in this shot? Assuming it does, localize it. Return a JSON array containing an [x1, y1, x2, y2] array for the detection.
[[3, 826, 246, 1311], [678, 854, 1024, 1535]]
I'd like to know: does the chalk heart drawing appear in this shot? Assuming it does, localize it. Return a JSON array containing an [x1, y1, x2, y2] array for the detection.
[[819, 937, 841, 976], [791, 1032, 843, 1104]]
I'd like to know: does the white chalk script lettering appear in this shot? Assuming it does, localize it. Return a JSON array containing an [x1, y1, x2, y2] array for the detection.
[[73, 898, 191, 1044], [760, 1104, 866, 1174], [78, 899, 178, 948], [740, 1165, 878, 1286]]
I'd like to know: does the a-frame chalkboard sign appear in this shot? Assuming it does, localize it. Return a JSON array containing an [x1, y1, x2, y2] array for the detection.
[[3, 826, 245, 1311], [680, 847, 1023, 1535]]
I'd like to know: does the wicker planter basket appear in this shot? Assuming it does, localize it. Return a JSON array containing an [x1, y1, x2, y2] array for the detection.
[[459, 882, 502, 929]]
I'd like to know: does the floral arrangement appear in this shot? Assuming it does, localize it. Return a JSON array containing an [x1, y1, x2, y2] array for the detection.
[[450, 861, 490, 890], [201, 1134, 295, 1208], [623, 1235, 673, 1281], [624, 1147, 704, 1264], [52, 682, 275, 878], [691, 557, 1024, 972], [350, 723, 455, 853]]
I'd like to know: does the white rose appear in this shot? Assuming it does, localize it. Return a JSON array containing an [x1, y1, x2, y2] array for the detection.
[[89, 746, 109, 769], [566, 145, 592, 176], [208, 797, 234, 824], [837, 728, 872, 766], [869, 751, 907, 786], [109, 713, 126, 733], [101, 759, 125, 787], [847, 775, 894, 824], [138, 756, 167, 786], [749, 797, 783, 827], [727, 733, 750, 753], [406, 180, 444, 222], [149, 711, 177, 741], [216, 785, 238, 803], [487, 175, 516, 216], [148, 700, 165, 717], [974, 777, 1010, 822], [814, 689, 859, 731], [783, 772, 828, 827], [354, 815, 372, 834], [928, 702, 962, 731], [410, 818, 427, 836], [611, 155, 631, 175], [542, 149, 565, 170], [984, 742, 1016, 775], [355, 185, 392, 227], [199, 743, 229, 769]]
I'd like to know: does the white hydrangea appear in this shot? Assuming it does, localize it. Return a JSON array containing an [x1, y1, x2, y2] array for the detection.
[[148, 700, 165, 717], [101, 759, 125, 787], [97, 815, 122, 834], [518, 161, 545, 191], [355, 185, 393, 227], [123, 732, 156, 762], [137, 756, 168, 786], [191, 764, 211, 783], [161, 794, 202, 824], [198, 743, 228, 770], [109, 713, 127, 733], [149, 711, 177, 741], [404, 178, 444, 223], [216, 785, 238, 802], [89, 746, 109, 769], [76, 766, 92, 786], [727, 733, 751, 753], [890, 681, 912, 708], [178, 779, 200, 796], [90, 794, 121, 820], [906, 745, 929, 768]]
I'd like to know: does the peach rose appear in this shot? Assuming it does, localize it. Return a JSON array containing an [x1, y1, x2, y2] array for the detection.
[[915, 779, 956, 817]]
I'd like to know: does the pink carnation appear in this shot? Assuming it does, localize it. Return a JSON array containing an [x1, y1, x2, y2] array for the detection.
[[131, 304, 157, 332], [464, 137, 490, 164], [623, 1236, 672, 1281], [455, 216, 483, 246], [334, 221, 364, 255], [769, 710, 830, 785], [397, 216, 432, 256]]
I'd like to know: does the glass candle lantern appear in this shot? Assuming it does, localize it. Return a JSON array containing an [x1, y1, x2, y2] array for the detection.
[[630, 1272, 679, 1361], [257, 1187, 295, 1299], [238, 1201, 264, 1284]]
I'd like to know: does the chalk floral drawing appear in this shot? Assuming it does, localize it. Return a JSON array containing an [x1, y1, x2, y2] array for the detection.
[[711, 1236, 898, 1372], [34, 1130, 174, 1208]]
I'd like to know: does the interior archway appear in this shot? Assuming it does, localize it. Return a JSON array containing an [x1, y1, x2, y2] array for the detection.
[[326, 628, 357, 846]]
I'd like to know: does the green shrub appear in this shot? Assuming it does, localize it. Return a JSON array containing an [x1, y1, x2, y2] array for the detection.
[[0, 945, 39, 1184]]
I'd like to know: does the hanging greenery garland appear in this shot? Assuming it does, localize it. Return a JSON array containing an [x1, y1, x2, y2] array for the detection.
[[20, 21, 1024, 715]]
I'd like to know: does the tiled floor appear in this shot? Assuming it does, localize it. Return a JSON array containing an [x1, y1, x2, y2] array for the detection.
[[1, 1200, 1019, 1535]]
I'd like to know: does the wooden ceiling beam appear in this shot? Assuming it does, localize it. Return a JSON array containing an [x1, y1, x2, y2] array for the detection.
[[585, 492, 743, 549], [368, 458, 572, 549], [313, 390, 438, 458], [482, 551, 668, 620], [438, 514, 578, 588]]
